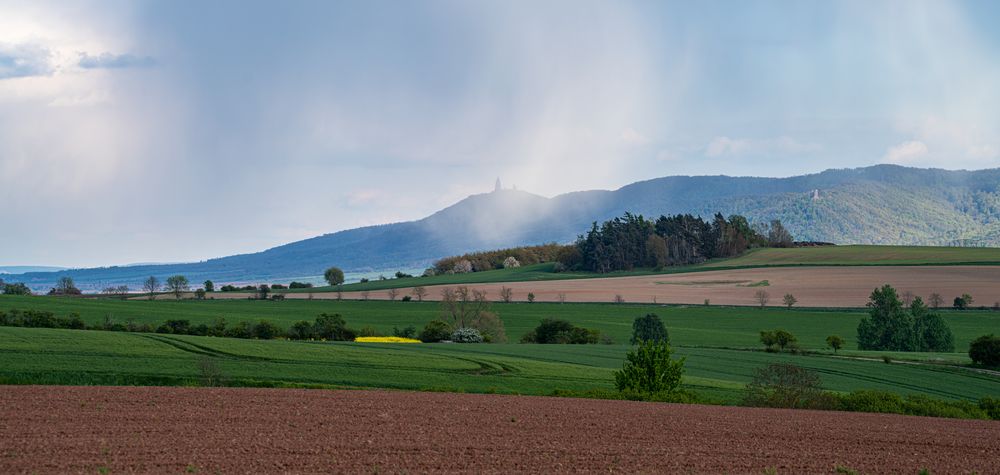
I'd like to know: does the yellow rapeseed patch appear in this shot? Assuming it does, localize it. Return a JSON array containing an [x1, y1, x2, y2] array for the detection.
[[353, 336, 422, 343]]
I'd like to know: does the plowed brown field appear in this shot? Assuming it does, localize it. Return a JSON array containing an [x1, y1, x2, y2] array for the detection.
[[2, 386, 998, 474], [199, 265, 1000, 307]]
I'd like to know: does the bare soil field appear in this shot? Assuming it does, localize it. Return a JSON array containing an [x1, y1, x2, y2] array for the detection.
[[1, 386, 998, 474], [202, 265, 1000, 307]]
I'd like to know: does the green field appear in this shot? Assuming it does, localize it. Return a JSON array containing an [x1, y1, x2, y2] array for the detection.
[[3, 295, 996, 353], [297, 245, 1000, 292], [2, 295, 998, 403]]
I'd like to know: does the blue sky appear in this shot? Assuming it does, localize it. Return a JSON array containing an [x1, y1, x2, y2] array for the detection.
[[2, 0, 999, 267]]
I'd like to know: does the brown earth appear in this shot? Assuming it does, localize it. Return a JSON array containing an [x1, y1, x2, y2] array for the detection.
[[1, 386, 998, 474], [195, 265, 1000, 307]]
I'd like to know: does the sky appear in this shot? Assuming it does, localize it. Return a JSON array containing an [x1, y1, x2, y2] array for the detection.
[[2, 0, 1000, 268]]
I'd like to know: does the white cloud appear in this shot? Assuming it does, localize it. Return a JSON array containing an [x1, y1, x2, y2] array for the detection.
[[0, 43, 54, 79], [705, 136, 821, 158], [881, 140, 929, 164]]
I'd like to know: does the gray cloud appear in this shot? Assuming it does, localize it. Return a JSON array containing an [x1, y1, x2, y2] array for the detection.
[[0, 43, 53, 79], [78, 52, 155, 69]]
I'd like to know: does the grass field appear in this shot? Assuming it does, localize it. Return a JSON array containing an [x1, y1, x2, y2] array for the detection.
[[3, 295, 997, 353], [2, 294, 999, 403], [2, 326, 998, 403], [294, 245, 1000, 292]]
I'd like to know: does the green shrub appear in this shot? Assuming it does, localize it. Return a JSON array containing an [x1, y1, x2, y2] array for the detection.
[[614, 340, 685, 394], [312, 313, 355, 341], [969, 334, 1000, 367], [521, 318, 601, 344], [287, 320, 314, 340], [759, 329, 797, 352], [418, 320, 453, 342], [742, 363, 835, 409], [979, 397, 1000, 420], [392, 325, 417, 339], [838, 390, 905, 414], [251, 320, 282, 339], [902, 394, 986, 419], [630, 313, 668, 344]]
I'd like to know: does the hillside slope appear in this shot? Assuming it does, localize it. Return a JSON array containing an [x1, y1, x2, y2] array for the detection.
[[9, 165, 1000, 289]]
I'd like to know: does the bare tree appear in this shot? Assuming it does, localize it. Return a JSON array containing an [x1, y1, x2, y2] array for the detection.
[[557, 293, 566, 304], [754, 290, 770, 308], [412, 286, 427, 302], [499, 286, 513, 303], [387, 288, 399, 301], [440, 286, 490, 329], [614, 294, 625, 304], [360, 290, 370, 301], [928, 292, 943, 309], [782, 293, 797, 309], [901, 290, 915, 307], [142, 276, 159, 300]]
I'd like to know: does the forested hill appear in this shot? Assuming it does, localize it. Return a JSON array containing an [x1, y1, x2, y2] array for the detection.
[[10, 165, 1000, 289]]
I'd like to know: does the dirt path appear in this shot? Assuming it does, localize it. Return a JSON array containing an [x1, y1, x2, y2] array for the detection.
[[1, 386, 998, 474], [196, 265, 1000, 307]]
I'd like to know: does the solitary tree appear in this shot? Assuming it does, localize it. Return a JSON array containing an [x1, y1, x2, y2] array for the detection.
[[527, 292, 536, 303], [257, 284, 270, 300], [412, 286, 427, 302], [499, 286, 513, 303], [387, 288, 399, 301], [143, 276, 160, 300], [54, 276, 80, 295], [165, 275, 190, 299], [754, 290, 770, 308], [954, 293, 974, 310], [324, 267, 345, 287], [614, 340, 686, 394], [203, 280, 215, 292], [928, 293, 943, 309], [782, 293, 797, 309], [631, 313, 669, 344], [826, 335, 845, 353]]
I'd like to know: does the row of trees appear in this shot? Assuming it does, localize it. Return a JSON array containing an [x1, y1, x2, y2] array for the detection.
[[574, 213, 792, 273], [431, 243, 569, 275]]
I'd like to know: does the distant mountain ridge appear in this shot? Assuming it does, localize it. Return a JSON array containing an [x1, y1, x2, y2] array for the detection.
[[9, 165, 1000, 290]]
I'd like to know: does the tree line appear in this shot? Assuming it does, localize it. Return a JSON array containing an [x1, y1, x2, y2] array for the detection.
[[571, 212, 793, 273]]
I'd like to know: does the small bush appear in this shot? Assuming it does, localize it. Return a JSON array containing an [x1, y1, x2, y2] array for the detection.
[[759, 329, 797, 352], [838, 389, 905, 414], [198, 357, 225, 387], [356, 325, 378, 337], [742, 363, 834, 409], [392, 325, 417, 339], [522, 318, 601, 344], [287, 320, 314, 340], [451, 327, 483, 343], [969, 334, 1000, 367], [312, 313, 356, 341], [401, 295, 412, 302], [419, 320, 453, 342], [252, 320, 282, 339], [979, 397, 1000, 420]]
